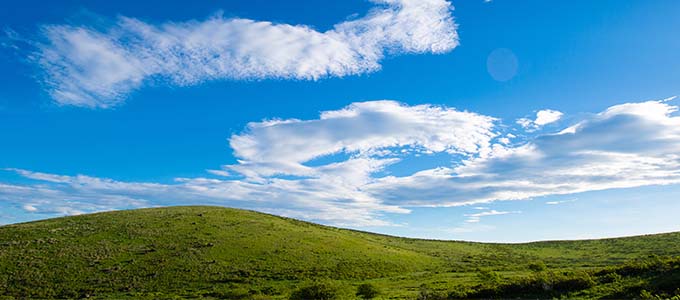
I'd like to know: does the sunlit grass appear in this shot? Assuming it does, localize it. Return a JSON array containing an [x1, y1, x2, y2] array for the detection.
[[1, 206, 679, 299]]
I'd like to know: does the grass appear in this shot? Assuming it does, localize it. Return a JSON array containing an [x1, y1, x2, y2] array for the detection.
[[0, 206, 679, 299]]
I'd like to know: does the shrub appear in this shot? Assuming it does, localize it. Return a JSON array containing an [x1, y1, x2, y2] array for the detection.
[[599, 272, 622, 284], [447, 287, 473, 299], [290, 281, 341, 300], [552, 271, 596, 292], [417, 284, 447, 300], [528, 261, 547, 272], [356, 283, 380, 299], [640, 289, 658, 300], [477, 269, 502, 284]]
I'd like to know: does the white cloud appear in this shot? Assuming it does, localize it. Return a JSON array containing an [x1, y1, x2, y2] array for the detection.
[[545, 199, 577, 205], [466, 210, 515, 217], [224, 100, 497, 181], [369, 99, 680, 206], [32, 0, 458, 108], [2, 98, 680, 226], [517, 109, 563, 131], [1, 164, 406, 226], [449, 208, 518, 234], [0, 100, 494, 226], [22, 204, 38, 212], [464, 209, 519, 223], [534, 109, 563, 126]]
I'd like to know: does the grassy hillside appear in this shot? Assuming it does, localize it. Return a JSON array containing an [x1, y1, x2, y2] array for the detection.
[[0, 206, 679, 299]]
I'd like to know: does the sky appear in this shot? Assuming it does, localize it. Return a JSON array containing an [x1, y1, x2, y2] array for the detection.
[[1, 0, 679, 242]]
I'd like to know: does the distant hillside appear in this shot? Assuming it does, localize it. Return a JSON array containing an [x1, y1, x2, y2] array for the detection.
[[1, 206, 679, 299]]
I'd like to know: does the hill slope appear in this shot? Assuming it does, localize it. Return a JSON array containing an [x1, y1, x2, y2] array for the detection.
[[1, 206, 679, 299]]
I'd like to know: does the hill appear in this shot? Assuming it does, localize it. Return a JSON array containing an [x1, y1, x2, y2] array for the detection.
[[1, 206, 679, 299]]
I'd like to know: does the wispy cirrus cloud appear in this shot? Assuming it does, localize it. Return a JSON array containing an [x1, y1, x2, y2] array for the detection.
[[464, 209, 520, 223], [2, 98, 680, 226], [545, 198, 577, 205], [2, 166, 406, 226], [26, 0, 458, 108]]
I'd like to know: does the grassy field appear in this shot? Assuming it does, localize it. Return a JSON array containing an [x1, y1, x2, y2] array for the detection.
[[0, 206, 679, 299]]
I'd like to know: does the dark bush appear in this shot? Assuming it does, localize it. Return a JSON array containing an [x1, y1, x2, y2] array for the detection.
[[447, 287, 473, 299], [450, 270, 596, 299], [551, 271, 595, 292], [290, 281, 341, 300], [599, 272, 622, 284], [356, 283, 380, 299]]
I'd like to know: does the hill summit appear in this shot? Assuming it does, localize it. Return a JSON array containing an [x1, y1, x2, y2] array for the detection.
[[1, 206, 679, 299]]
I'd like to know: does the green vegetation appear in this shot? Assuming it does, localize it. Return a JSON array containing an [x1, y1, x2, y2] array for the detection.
[[356, 283, 380, 299], [0, 206, 679, 299], [290, 281, 343, 300], [448, 256, 680, 299]]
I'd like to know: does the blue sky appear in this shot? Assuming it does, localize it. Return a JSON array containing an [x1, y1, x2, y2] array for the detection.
[[1, 0, 679, 242]]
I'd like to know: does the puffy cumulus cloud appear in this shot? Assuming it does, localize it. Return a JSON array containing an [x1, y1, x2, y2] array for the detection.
[[534, 109, 564, 126], [517, 109, 563, 130], [368, 99, 680, 206], [224, 100, 497, 181], [2, 98, 680, 226], [31, 0, 458, 107]]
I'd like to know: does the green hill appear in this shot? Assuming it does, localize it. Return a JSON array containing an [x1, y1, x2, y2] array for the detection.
[[1, 206, 679, 299]]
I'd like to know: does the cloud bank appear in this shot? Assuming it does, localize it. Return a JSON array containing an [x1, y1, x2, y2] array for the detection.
[[371, 99, 680, 206], [2, 98, 679, 226], [32, 0, 458, 107]]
